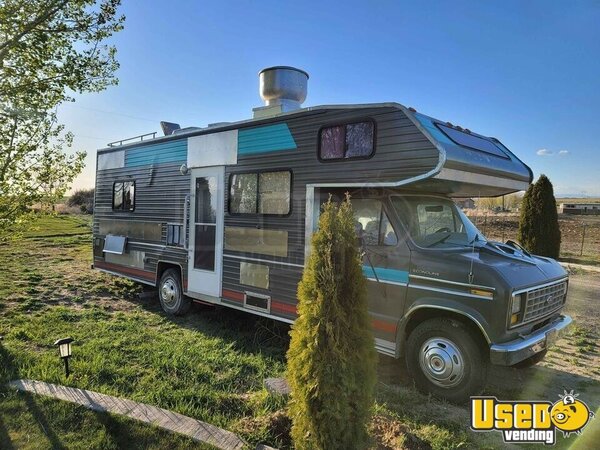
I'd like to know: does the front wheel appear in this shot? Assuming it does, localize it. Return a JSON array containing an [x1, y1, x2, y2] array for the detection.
[[158, 269, 191, 315], [406, 318, 488, 404]]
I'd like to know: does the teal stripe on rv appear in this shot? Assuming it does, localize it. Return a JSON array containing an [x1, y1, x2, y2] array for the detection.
[[238, 123, 297, 155], [362, 266, 409, 284], [125, 139, 187, 167]]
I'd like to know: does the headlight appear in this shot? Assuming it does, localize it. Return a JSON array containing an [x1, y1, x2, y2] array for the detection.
[[511, 294, 522, 314]]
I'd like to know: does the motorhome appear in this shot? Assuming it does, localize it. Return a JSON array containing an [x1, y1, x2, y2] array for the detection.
[[93, 67, 571, 402]]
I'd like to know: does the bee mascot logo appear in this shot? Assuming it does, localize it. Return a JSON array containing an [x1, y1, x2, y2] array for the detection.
[[471, 390, 594, 445]]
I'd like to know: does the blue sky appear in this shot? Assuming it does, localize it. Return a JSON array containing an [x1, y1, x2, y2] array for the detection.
[[60, 0, 600, 196]]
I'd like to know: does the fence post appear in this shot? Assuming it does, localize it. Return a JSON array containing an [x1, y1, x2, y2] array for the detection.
[[580, 224, 587, 257]]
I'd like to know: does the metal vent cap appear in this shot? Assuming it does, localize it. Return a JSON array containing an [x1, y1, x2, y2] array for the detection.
[[259, 66, 309, 110]]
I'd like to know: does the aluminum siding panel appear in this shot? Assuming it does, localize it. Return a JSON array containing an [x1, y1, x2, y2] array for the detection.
[[222, 106, 440, 325], [93, 160, 190, 285]]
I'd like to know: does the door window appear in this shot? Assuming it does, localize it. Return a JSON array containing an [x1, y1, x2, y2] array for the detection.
[[352, 199, 397, 246], [194, 177, 217, 271]]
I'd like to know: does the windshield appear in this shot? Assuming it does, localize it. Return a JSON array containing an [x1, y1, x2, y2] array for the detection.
[[391, 195, 486, 249]]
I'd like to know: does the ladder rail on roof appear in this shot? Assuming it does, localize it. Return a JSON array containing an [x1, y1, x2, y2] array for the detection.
[[107, 132, 157, 147]]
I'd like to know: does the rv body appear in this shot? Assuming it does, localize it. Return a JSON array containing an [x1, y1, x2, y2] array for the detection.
[[93, 73, 570, 401]]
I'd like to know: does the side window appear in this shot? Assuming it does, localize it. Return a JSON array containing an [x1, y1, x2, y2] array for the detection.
[[319, 121, 375, 160], [113, 181, 135, 211], [416, 204, 461, 236], [352, 199, 397, 246], [229, 170, 291, 215]]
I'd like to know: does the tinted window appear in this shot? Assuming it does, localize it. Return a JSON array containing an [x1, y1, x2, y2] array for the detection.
[[352, 199, 397, 246], [229, 171, 291, 215], [113, 181, 134, 211], [436, 123, 509, 159], [320, 121, 375, 160], [229, 173, 257, 214], [258, 171, 291, 215]]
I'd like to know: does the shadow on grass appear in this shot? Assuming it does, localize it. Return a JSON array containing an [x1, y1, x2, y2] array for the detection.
[[0, 415, 16, 450], [0, 345, 18, 450], [134, 290, 291, 362], [22, 393, 67, 450]]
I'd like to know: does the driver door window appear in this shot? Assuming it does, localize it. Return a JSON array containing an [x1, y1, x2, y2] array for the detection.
[[352, 199, 398, 246]]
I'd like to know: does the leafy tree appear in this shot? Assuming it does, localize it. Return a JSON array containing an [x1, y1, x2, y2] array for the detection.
[[68, 187, 95, 213], [0, 0, 124, 235], [287, 196, 377, 450], [518, 174, 561, 258]]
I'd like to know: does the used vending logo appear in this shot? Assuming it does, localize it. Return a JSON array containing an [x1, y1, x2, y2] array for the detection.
[[471, 390, 594, 445]]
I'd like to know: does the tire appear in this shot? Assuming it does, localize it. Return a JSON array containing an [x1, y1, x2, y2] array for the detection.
[[158, 269, 191, 316], [406, 318, 488, 404], [514, 350, 547, 369]]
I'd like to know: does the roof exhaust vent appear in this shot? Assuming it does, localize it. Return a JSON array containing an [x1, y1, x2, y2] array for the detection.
[[253, 66, 309, 119]]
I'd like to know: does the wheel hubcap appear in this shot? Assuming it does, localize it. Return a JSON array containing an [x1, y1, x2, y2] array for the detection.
[[161, 278, 178, 307], [419, 337, 465, 388]]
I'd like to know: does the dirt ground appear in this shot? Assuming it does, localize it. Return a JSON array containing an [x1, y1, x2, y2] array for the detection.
[[377, 270, 600, 449], [464, 212, 600, 266]]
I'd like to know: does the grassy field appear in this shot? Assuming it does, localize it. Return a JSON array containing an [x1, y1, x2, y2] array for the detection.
[[1, 214, 598, 449]]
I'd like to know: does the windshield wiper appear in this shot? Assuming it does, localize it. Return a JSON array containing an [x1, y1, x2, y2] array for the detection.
[[425, 233, 452, 248]]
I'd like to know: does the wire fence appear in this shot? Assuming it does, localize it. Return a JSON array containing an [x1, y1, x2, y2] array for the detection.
[[466, 213, 600, 265]]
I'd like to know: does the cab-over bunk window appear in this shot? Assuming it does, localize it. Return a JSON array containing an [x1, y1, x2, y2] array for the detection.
[[229, 170, 291, 215], [319, 120, 375, 160]]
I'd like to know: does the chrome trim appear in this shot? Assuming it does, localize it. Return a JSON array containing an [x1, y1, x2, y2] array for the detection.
[[434, 167, 530, 191], [366, 277, 407, 287], [409, 284, 494, 301], [183, 193, 190, 250], [218, 297, 294, 324], [409, 274, 495, 292], [155, 260, 184, 290], [304, 185, 315, 262], [374, 337, 397, 358], [512, 277, 569, 296], [223, 254, 304, 268], [404, 304, 491, 344], [490, 315, 572, 366], [126, 241, 166, 249], [509, 279, 568, 328]]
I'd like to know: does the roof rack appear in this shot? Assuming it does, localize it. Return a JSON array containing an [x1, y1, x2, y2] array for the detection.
[[107, 132, 157, 147]]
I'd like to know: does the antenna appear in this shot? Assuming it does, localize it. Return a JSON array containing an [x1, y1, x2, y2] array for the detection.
[[468, 191, 481, 284]]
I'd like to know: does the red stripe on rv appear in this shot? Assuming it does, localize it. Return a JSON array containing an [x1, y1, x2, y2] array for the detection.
[[221, 289, 244, 302], [271, 301, 297, 314], [372, 319, 397, 334], [94, 261, 156, 282]]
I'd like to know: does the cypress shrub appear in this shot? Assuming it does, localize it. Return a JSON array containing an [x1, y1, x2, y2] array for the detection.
[[286, 196, 376, 450], [517, 174, 561, 258]]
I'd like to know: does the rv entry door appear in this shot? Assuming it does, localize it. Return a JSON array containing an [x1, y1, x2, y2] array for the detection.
[[187, 166, 225, 298]]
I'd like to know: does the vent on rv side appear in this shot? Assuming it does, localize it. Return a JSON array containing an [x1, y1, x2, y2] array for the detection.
[[244, 292, 271, 312], [253, 66, 309, 119]]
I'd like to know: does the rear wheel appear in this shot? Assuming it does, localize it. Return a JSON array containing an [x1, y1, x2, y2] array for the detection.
[[158, 269, 190, 315], [406, 318, 488, 404]]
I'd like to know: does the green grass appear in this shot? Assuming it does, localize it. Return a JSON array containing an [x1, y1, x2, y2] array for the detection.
[[0, 389, 213, 450], [20, 214, 91, 238], [1, 215, 493, 449]]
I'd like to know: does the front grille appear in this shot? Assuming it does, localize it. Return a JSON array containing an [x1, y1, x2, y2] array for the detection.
[[521, 281, 567, 323]]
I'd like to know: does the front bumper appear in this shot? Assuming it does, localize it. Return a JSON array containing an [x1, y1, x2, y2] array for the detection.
[[489, 314, 572, 366]]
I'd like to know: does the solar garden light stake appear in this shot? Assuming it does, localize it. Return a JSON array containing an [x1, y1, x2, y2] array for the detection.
[[54, 337, 74, 378]]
